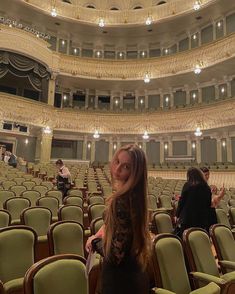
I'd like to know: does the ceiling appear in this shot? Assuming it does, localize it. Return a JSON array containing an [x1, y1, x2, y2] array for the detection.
[[1, 0, 235, 91], [1, 0, 235, 46]]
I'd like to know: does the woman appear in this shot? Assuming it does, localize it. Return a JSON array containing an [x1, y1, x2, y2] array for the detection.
[[55, 159, 71, 198], [86, 144, 151, 294], [200, 167, 225, 226], [176, 167, 212, 236]]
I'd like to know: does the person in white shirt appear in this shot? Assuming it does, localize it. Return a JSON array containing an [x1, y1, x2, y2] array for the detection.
[[55, 159, 71, 198]]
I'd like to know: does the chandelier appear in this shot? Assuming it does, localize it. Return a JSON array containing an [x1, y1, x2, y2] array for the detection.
[[142, 131, 149, 140], [93, 130, 100, 139], [194, 127, 202, 137]]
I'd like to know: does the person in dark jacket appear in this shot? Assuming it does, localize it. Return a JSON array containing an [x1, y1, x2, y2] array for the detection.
[[176, 167, 212, 237]]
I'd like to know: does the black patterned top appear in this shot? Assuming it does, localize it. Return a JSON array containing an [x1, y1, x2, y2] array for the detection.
[[108, 196, 133, 265]]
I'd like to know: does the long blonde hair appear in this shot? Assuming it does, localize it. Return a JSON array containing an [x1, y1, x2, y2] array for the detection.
[[103, 144, 151, 269]]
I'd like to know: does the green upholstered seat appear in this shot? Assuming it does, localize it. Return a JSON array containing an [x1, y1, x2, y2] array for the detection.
[[216, 209, 231, 228], [58, 205, 83, 225], [22, 190, 41, 206], [90, 217, 104, 235], [36, 196, 59, 222], [24, 254, 88, 294], [153, 234, 191, 294], [229, 207, 235, 226], [0, 226, 36, 293], [148, 194, 158, 211], [41, 181, 54, 190], [23, 181, 36, 190], [210, 224, 235, 273], [88, 204, 105, 223], [33, 185, 48, 197], [0, 191, 15, 209], [2, 180, 16, 190], [152, 211, 174, 234], [183, 228, 235, 292], [48, 221, 84, 257], [63, 196, 83, 207], [21, 207, 52, 237], [88, 196, 104, 205], [46, 190, 63, 206], [153, 234, 222, 294], [0, 209, 11, 228], [67, 189, 83, 197], [4, 197, 31, 224], [10, 185, 27, 196], [13, 178, 25, 185]]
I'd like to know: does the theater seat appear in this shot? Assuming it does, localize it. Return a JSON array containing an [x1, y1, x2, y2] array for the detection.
[[0, 226, 37, 294], [183, 228, 235, 294], [24, 254, 88, 294]]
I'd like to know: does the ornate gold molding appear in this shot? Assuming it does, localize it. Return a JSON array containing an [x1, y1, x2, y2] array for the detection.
[[1, 25, 235, 81], [0, 93, 234, 135], [22, 0, 216, 26], [58, 34, 235, 79], [0, 25, 59, 73]]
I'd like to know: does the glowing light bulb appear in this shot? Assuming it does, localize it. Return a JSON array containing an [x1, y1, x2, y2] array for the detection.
[[51, 8, 57, 17]]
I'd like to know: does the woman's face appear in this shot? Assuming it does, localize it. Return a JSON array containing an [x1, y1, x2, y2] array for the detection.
[[204, 171, 210, 182], [111, 150, 132, 185]]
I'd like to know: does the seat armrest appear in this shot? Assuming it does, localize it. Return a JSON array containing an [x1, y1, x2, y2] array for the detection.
[[190, 272, 227, 285], [151, 287, 176, 294], [190, 282, 221, 294], [219, 260, 235, 270]]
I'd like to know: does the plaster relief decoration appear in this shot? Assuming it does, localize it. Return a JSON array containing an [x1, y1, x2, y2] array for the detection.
[[0, 93, 234, 135], [58, 34, 235, 80], [0, 25, 54, 71]]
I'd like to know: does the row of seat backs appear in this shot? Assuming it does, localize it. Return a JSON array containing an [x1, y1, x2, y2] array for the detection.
[[216, 209, 235, 231], [152, 228, 235, 294], [0, 225, 88, 294]]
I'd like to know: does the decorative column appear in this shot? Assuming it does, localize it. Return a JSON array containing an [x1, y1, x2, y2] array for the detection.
[[227, 137, 232, 162], [215, 84, 220, 100], [135, 90, 138, 110], [185, 85, 190, 105], [47, 73, 57, 106], [160, 140, 164, 164], [110, 93, 114, 110], [216, 138, 222, 162], [94, 93, 98, 109], [196, 138, 202, 164], [168, 140, 173, 156], [212, 21, 216, 41], [142, 141, 147, 153], [40, 128, 53, 163], [91, 140, 96, 163], [56, 37, 59, 52], [35, 136, 41, 161], [117, 138, 121, 150], [69, 91, 73, 107], [82, 135, 87, 160], [187, 139, 192, 156], [169, 90, 174, 108], [159, 89, 164, 108], [85, 89, 89, 109], [108, 137, 113, 161], [226, 80, 232, 98], [196, 84, 202, 103], [144, 90, 148, 109], [120, 92, 124, 110]]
